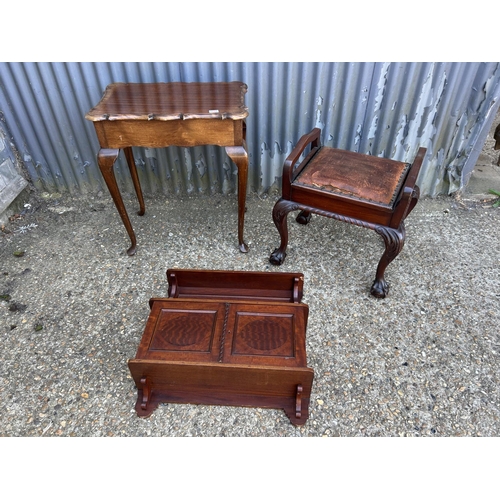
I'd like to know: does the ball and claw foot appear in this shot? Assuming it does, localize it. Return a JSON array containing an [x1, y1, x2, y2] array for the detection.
[[370, 279, 389, 298], [296, 210, 312, 225], [269, 249, 286, 266]]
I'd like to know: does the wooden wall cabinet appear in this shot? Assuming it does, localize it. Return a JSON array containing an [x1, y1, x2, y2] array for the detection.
[[128, 269, 314, 425]]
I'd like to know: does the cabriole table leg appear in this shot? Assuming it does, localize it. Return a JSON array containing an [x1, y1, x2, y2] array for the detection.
[[226, 143, 249, 253], [123, 146, 145, 216], [97, 148, 138, 256]]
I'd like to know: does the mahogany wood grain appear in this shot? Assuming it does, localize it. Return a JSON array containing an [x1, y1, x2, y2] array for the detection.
[[86, 82, 248, 122], [166, 268, 304, 303], [128, 361, 313, 425]]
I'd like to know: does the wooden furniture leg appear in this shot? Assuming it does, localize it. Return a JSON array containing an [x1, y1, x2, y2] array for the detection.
[[97, 148, 138, 256], [269, 199, 298, 265], [226, 143, 249, 253], [372, 223, 406, 298], [271, 198, 409, 298], [123, 146, 145, 216], [296, 210, 312, 225]]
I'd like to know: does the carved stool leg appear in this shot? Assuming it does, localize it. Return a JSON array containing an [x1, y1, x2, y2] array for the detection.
[[296, 210, 312, 225], [371, 223, 406, 298], [270, 199, 298, 265], [124, 146, 145, 216]]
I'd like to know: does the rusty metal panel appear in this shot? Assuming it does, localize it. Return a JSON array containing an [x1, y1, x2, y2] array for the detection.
[[1, 62, 499, 198], [0, 123, 28, 215]]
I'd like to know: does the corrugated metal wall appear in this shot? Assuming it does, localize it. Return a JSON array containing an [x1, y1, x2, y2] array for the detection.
[[1, 62, 499, 199]]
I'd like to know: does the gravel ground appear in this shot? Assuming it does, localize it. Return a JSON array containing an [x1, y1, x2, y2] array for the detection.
[[1, 185, 500, 438]]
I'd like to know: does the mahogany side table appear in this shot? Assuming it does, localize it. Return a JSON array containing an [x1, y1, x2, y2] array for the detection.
[[85, 81, 249, 255]]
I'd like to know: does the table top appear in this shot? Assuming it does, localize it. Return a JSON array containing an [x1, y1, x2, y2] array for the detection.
[[85, 81, 248, 122]]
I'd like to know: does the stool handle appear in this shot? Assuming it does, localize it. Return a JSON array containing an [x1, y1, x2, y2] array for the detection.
[[282, 128, 321, 197], [391, 147, 427, 226]]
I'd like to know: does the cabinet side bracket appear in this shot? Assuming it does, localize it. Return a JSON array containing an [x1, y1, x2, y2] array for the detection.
[[295, 384, 303, 418], [168, 271, 178, 297], [293, 277, 300, 303], [140, 376, 152, 410]]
